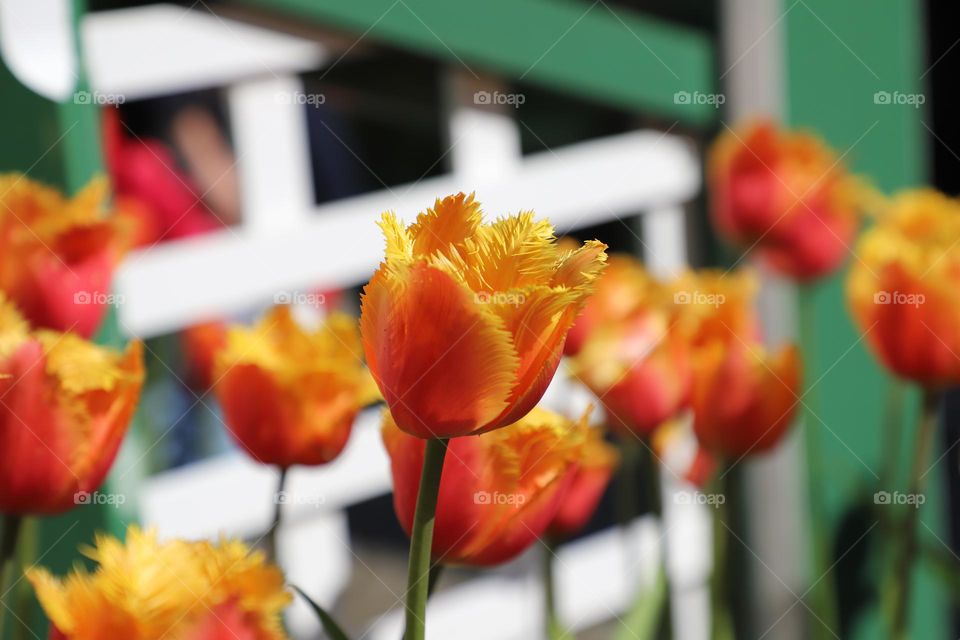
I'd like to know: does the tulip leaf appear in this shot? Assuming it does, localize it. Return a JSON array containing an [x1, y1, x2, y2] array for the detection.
[[292, 584, 351, 640], [613, 566, 667, 640]]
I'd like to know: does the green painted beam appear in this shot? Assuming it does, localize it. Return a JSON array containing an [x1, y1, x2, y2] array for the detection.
[[229, 0, 718, 124], [0, 66, 102, 191], [783, 1, 947, 638]]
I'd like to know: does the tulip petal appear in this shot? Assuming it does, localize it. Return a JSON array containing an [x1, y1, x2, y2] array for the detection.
[[0, 321, 143, 514], [71, 340, 144, 493], [28, 527, 290, 640], [382, 407, 583, 566], [409, 192, 483, 257], [548, 430, 617, 537], [752, 345, 802, 452], [0, 340, 77, 513], [463, 471, 574, 566], [484, 286, 577, 430], [551, 239, 609, 292], [378, 211, 414, 263], [362, 262, 519, 438], [463, 211, 557, 292], [692, 341, 801, 459]]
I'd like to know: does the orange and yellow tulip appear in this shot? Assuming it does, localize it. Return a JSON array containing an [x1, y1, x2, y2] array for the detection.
[[691, 339, 801, 460], [0, 175, 132, 337], [28, 526, 291, 640], [547, 426, 618, 538], [709, 121, 862, 280], [573, 305, 691, 438], [570, 255, 693, 438], [215, 306, 379, 468], [0, 294, 143, 515], [847, 189, 960, 386], [361, 193, 607, 439], [683, 273, 799, 459], [383, 406, 587, 566], [666, 268, 801, 460]]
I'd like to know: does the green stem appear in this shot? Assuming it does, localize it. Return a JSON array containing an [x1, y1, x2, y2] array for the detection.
[[265, 466, 288, 562], [616, 436, 642, 525], [404, 438, 448, 640], [643, 439, 669, 636], [642, 443, 662, 518], [0, 514, 23, 637], [543, 538, 563, 640], [798, 284, 840, 639], [890, 387, 941, 640], [11, 518, 37, 640], [879, 379, 907, 492], [617, 436, 671, 637], [710, 470, 735, 640]]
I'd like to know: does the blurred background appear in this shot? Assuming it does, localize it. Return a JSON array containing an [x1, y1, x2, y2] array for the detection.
[[1, 0, 958, 638]]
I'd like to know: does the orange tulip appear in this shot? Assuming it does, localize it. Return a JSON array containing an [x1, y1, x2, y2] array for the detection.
[[691, 335, 802, 460], [215, 306, 379, 468], [547, 426, 618, 538], [361, 193, 607, 439], [383, 406, 587, 566], [709, 121, 862, 280], [847, 189, 960, 386], [666, 268, 801, 459], [0, 175, 132, 337], [0, 294, 143, 515], [28, 526, 291, 640]]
